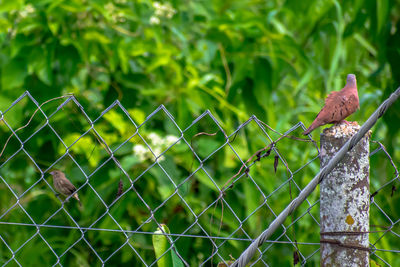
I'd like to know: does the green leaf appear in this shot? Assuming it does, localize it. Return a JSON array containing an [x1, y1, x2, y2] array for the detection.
[[0, 0, 23, 12], [28, 47, 52, 85], [376, 0, 389, 34], [84, 31, 111, 44], [1, 57, 27, 90], [0, 17, 11, 33], [59, 0, 86, 13], [103, 110, 129, 136], [152, 224, 173, 267], [171, 248, 184, 267]]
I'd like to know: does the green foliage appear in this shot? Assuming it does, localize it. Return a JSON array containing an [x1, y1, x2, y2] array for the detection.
[[1, 0, 400, 266], [152, 224, 184, 267]]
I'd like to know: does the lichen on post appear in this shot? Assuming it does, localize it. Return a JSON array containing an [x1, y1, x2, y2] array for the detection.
[[319, 122, 370, 266]]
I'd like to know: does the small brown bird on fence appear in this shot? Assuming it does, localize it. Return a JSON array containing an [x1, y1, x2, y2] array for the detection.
[[50, 170, 82, 207], [303, 74, 359, 135]]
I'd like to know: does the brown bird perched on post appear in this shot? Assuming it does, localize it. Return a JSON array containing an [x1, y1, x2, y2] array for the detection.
[[302, 74, 359, 135], [50, 170, 82, 207]]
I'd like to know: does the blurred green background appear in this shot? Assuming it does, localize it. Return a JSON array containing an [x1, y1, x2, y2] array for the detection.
[[1, 0, 400, 266]]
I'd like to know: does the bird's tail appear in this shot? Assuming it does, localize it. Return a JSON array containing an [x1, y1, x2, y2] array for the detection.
[[73, 193, 82, 207], [302, 120, 318, 135]]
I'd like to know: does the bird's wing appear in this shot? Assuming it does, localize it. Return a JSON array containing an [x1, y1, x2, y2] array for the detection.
[[346, 94, 359, 113], [319, 91, 358, 123], [315, 91, 341, 123], [59, 179, 77, 194], [325, 90, 340, 104]]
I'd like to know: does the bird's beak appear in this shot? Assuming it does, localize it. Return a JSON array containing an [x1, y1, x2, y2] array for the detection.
[[50, 171, 54, 175]]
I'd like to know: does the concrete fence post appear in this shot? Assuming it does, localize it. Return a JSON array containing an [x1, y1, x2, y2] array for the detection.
[[320, 122, 370, 266]]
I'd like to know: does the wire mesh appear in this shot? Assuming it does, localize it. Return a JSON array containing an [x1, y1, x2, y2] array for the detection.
[[0, 91, 399, 266]]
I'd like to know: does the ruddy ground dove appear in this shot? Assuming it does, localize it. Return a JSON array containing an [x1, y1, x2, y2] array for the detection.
[[302, 74, 359, 135]]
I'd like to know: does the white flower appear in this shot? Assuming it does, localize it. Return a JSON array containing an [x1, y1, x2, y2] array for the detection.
[[166, 11, 175, 19], [25, 4, 35, 13], [165, 135, 179, 146], [153, 2, 161, 9], [105, 3, 115, 12], [133, 144, 148, 161], [150, 16, 160, 25], [153, 147, 165, 162], [149, 132, 163, 146], [152, 2, 176, 20], [20, 4, 36, 18], [155, 9, 163, 17]]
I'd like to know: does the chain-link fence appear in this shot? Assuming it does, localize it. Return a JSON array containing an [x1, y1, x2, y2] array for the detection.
[[0, 91, 399, 266]]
